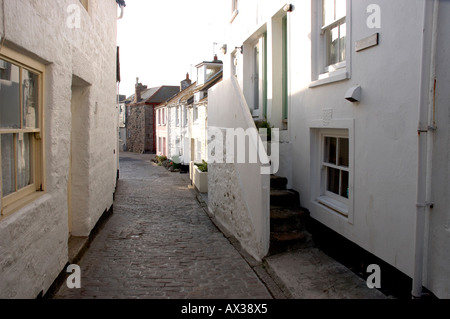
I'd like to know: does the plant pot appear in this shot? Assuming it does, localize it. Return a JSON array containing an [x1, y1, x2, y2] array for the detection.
[[193, 166, 208, 193]]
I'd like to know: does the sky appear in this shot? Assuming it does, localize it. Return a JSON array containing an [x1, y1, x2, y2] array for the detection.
[[117, 0, 227, 97]]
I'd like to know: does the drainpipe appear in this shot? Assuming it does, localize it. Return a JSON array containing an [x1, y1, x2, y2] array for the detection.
[[412, 0, 438, 299]]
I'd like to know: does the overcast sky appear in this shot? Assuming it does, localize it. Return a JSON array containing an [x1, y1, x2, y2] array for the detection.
[[117, 0, 227, 97]]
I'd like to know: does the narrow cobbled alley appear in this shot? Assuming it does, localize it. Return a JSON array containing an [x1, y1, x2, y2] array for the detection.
[[52, 152, 275, 299]]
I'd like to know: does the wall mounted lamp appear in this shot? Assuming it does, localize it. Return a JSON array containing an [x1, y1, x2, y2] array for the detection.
[[220, 44, 227, 55], [235, 45, 244, 54]]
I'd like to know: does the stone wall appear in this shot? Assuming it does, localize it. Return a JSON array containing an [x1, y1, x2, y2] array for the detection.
[[126, 105, 145, 153]]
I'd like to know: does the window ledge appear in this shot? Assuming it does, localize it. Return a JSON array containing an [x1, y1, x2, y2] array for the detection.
[[317, 195, 348, 217], [1, 191, 46, 220], [309, 70, 349, 88]]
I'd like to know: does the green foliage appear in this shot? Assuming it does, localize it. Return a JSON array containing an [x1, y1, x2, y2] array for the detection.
[[195, 160, 208, 172], [255, 119, 273, 141]]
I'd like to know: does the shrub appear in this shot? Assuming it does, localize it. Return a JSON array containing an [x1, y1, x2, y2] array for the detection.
[[195, 160, 208, 172]]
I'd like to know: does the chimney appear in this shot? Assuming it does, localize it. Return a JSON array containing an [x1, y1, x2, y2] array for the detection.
[[213, 54, 218, 62], [180, 73, 192, 91], [134, 77, 147, 103]]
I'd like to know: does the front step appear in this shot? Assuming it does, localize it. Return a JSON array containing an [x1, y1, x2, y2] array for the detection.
[[270, 189, 300, 208], [269, 175, 312, 255], [270, 175, 288, 190]]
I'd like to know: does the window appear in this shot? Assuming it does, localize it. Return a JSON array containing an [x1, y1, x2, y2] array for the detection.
[[183, 106, 188, 127], [311, 0, 349, 87], [0, 48, 44, 217], [318, 132, 349, 216], [176, 106, 180, 126], [231, 0, 238, 22], [251, 34, 267, 118], [193, 105, 198, 122], [322, 0, 346, 71]]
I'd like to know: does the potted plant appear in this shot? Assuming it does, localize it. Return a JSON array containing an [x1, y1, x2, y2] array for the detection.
[[193, 160, 208, 193]]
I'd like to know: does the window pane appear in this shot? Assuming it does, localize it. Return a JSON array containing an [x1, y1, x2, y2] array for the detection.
[[339, 22, 346, 62], [338, 138, 349, 167], [324, 137, 337, 164], [1, 134, 16, 196], [17, 133, 33, 190], [0, 60, 20, 129], [327, 167, 340, 195], [323, 0, 335, 26], [335, 0, 346, 20], [341, 170, 349, 198], [327, 26, 339, 66], [23, 69, 39, 129]]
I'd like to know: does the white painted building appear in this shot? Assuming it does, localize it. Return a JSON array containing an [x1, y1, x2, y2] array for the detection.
[[163, 61, 223, 167], [209, 0, 450, 298], [0, 0, 122, 298]]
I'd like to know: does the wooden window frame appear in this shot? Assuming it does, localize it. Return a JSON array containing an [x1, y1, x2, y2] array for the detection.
[[0, 47, 45, 219], [79, 0, 89, 11]]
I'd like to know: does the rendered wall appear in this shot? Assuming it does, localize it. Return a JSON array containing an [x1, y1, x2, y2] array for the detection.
[[0, 0, 118, 298], [217, 0, 450, 297]]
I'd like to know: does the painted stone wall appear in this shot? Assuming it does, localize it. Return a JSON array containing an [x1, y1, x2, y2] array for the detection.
[[0, 0, 118, 298]]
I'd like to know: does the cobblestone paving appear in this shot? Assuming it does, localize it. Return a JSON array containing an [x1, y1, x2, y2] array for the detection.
[[54, 152, 273, 299]]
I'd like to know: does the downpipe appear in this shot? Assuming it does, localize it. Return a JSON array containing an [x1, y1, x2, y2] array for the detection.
[[412, 0, 438, 299]]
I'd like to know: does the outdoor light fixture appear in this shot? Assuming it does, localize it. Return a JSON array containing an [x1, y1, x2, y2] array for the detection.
[[220, 44, 227, 55], [235, 45, 243, 54], [283, 4, 295, 12]]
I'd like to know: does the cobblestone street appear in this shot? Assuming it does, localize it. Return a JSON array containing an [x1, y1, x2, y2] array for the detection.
[[53, 152, 273, 299]]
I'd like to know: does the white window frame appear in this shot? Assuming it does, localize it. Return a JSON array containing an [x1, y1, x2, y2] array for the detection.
[[309, 120, 354, 223], [310, 0, 351, 88], [0, 47, 45, 219], [231, 0, 238, 23], [318, 133, 350, 215]]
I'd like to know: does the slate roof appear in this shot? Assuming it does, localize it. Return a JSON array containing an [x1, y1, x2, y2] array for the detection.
[[126, 86, 180, 106]]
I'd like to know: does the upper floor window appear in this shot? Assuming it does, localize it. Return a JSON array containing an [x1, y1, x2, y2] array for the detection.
[[310, 0, 350, 87], [231, 0, 238, 23], [0, 48, 45, 218], [322, 0, 346, 71]]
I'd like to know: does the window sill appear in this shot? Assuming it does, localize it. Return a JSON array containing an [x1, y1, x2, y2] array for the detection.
[[309, 70, 349, 88], [1, 191, 46, 220], [317, 195, 348, 217]]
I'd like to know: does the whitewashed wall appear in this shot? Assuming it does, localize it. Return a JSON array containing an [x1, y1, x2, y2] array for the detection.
[[215, 0, 450, 297], [0, 0, 118, 298]]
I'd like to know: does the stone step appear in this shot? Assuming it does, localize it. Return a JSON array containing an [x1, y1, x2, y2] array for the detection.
[[270, 189, 300, 208], [270, 207, 309, 233], [268, 231, 312, 256], [270, 175, 288, 190]]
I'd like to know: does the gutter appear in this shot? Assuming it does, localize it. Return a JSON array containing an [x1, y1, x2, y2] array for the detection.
[[412, 0, 438, 299]]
